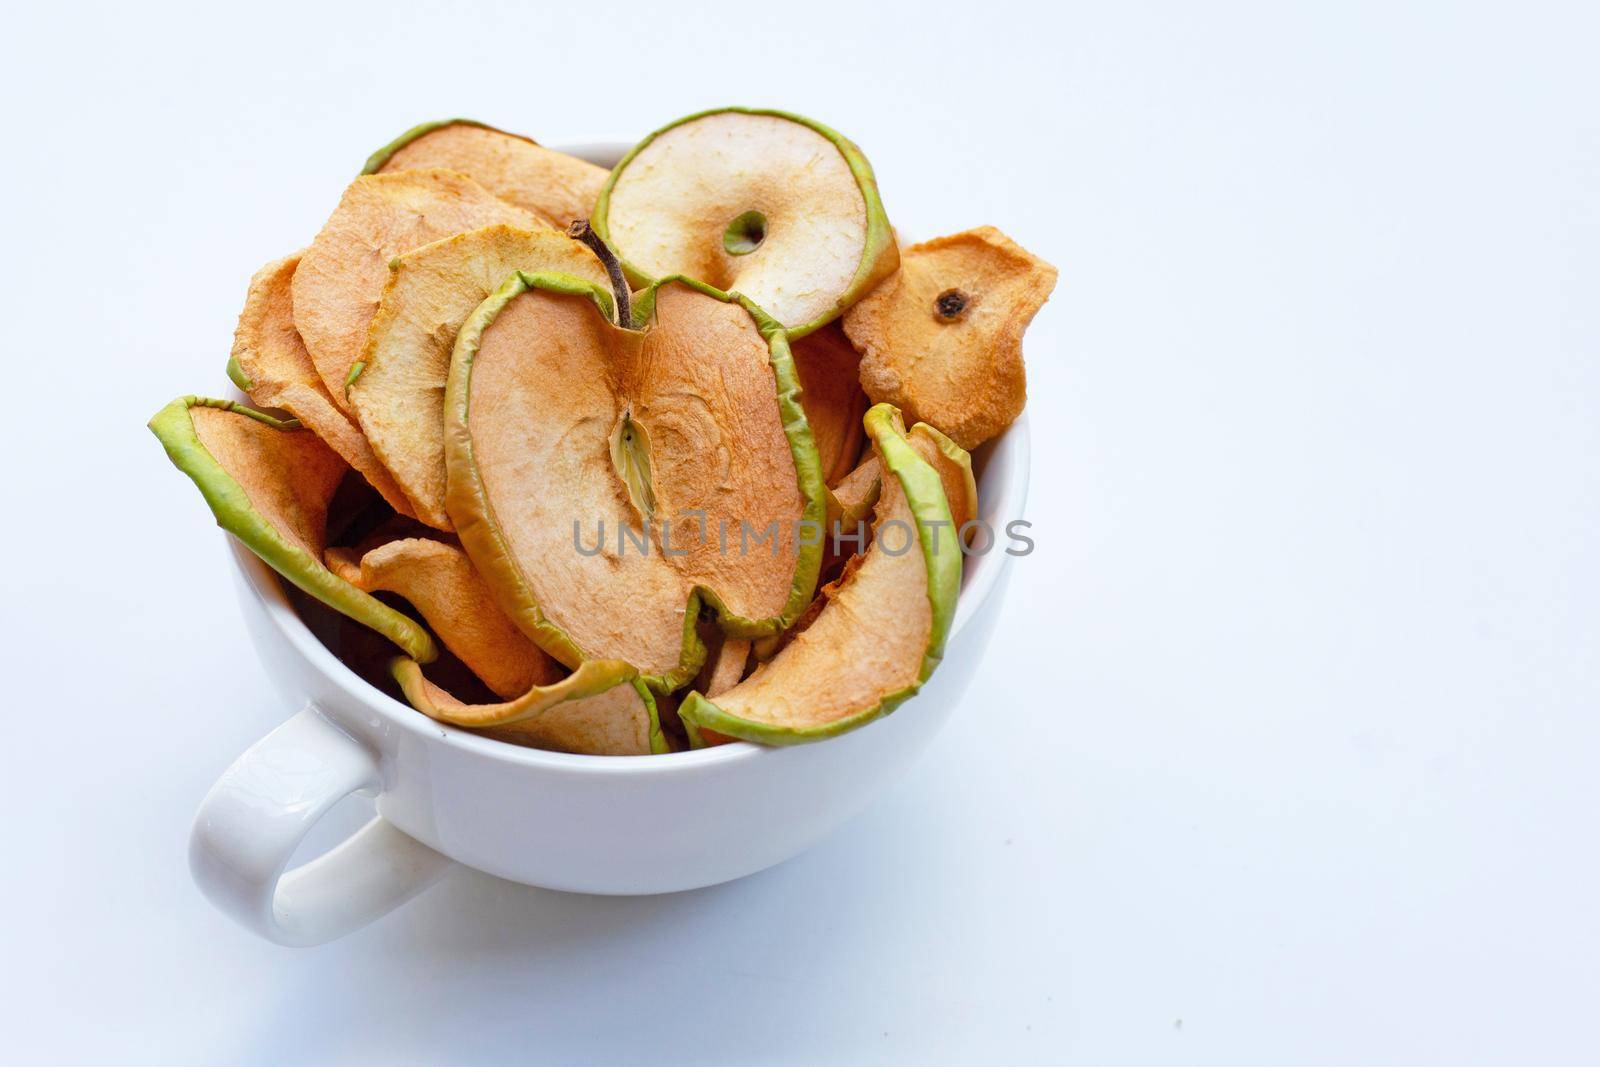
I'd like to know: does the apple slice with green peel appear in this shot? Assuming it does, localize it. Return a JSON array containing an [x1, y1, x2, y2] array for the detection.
[[363, 119, 609, 231], [231, 251, 417, 518], [843, 226, 1058, 449], [791, 323, 869, 485], [445, 238, 826, 691], [391, 657, 665, 755], [818, 419, 973, 583], [593, 108, 898, 337], [682, 630, 752, 748], [326, 538, 562, 700], [225, 353, 252, 392], [910, 422, 979, 536], [292, 169, 539, 414], [347, 224, 612, 530], [820, 462, 879, 588], [823, 421, 976, 543], [148, 396, 436, 662], [679, 405, 965, 745]]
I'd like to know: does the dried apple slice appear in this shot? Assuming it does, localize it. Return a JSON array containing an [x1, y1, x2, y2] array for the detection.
[[593, 108, 898, 337], [843, 226, 1057, 448], [749, 541, 867, 666], [684, 636, 763, 749], [832, 422, 977, 532], [909, 422, 979, 534], [148, 396, 436, 661], [391, 658, 664, 756], [829, 423, 976, 527], [829, 451, 881, 522], [791, 323, 869, 485], [292, 169, 539, 413], [363, 119, 609, 231], [820, 453, 881, 586], [679, 405, 964, 744], [231, 251, 416, 517], [681, 630, 752, 748], [326, 538, 561, 699], [347, 225, 611, 529], [445, 265, 826, 690], [819, 420, 975, 576], [700, 635, 751, 697]]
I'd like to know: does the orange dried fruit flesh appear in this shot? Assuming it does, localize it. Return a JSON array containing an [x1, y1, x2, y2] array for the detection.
[[147, 396, 435, 662], [364, 119, 610, 231], [444, 268, 826, 691], [325, 537, 562, 700], [791, 323, 869, 485], [682, 632, 753, 748], [347, 225, 611, 530], [699, 635, 751, 698], [390, 658, 664, 756], [291, 169, 540, 413], [830, 450, 882, 517], [679, 404, 966, 744], [843, 226, 1057, 448], [908, 422, 979, 533], [230, 252, 416, 517], [819, 420, 975, 576]]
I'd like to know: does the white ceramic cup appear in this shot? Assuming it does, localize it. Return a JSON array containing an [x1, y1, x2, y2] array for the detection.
[[189, 143, 1033, 945]]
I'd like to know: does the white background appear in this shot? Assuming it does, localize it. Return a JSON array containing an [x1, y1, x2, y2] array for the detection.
[[2, 1, 1595, 1063]]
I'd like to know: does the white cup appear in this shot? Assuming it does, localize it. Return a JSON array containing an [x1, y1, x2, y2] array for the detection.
[[190, 142, 1033, 944]]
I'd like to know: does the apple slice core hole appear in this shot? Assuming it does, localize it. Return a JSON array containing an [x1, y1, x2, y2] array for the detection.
[[723, 210, 767, 256], [934, 288, 971, 321]]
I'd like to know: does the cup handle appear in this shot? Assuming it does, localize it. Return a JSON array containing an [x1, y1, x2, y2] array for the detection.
[[189, 704, 455, 946]]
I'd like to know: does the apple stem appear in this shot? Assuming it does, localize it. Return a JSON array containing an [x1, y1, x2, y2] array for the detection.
[[568, 219, 633, 328]]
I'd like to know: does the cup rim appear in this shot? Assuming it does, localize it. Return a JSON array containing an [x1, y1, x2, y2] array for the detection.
[[229, 138, 1034, 774]]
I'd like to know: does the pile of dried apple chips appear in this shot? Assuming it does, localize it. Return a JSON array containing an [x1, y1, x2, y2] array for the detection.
[[151, 109, 1057, 755]]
